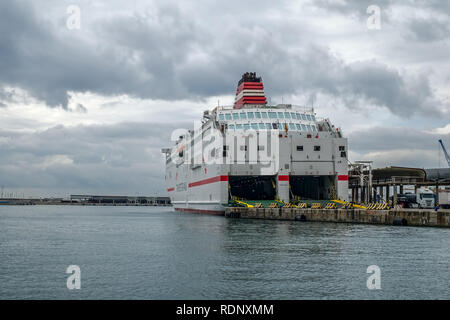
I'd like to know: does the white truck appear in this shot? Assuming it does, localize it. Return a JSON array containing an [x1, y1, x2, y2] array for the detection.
[[438, 191, 450, 209], [416, 187, 435, 209]]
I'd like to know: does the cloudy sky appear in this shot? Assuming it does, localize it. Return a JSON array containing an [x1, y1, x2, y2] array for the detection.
[[1, 0, 449, 197]]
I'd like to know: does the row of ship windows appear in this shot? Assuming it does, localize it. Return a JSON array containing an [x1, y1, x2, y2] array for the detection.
[[218, 111, 316, 122], [228, 123, 317, 131]]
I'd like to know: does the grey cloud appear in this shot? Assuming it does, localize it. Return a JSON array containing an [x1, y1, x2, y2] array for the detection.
[[349, 126, 449, 151], [313, 0, 450, 15], [0, 0, 448, 118], [0, 88, 15, 105], [0, 121, 190, 196], [407, 18, 450, 42], [313, 0, 393, 15], [348, 126, 450, 168], [315, 0, 450, 42], [75, 103, 87, 113]]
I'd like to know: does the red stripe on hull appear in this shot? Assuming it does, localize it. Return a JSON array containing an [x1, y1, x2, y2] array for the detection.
[[278, 175, 289, 181], [174, 207, 225, 215], [188, 175, 228, 188], [167, 187, 175, 192], [338, 175, 349, 181]]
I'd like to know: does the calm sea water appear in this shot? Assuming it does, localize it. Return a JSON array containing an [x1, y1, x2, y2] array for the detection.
[[0, 205, 449, 300]]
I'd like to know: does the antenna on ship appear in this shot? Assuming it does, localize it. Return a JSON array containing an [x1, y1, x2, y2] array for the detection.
[[310, 93, 316, 108]]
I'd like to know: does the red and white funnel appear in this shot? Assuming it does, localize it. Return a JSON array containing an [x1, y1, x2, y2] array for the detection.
[[233, 72, 267, 109]]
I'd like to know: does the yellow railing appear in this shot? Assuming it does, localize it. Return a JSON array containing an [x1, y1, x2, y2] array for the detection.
[[231, 196, 254, 208], [331, 199, 367, 209]]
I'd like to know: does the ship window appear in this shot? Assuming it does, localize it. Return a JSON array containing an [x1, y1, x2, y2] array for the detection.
[[251, 123, 258, 130], [314, 146, 321, 151], [277, 112, 284, 118], [229, 124, 235, 130], [243, 123, 250, 130], [219, 114, 225, 120], [311, 125, 317, 131], [247, 112, 254, 119], [311, 115, 316, 121], [341, 151, 346, 158], [339, 146, 345, 151], [272, 123, 278, 129], [225, 113, 232, 120], [297, 113, 301, 119], [255, 112, 261, 118], [306, 114, 312, 121], [301, 124, 307, 131], [261, 112, 268, 118], [284, 112, 291, 118], [268, 112, 276, 119], [240, 113, 247, 119], [307, 125, 312, 131], [266, 123, 272, 129], [296, 124, 301, 130], [236, 124, 242, 129], [259, 123, 265, 129], [289, 123, 295, 130], [258, 145, 265, 151], [297, 146, 303, 151], [233, 113, 239, 120], [301, 114, 307, 120]]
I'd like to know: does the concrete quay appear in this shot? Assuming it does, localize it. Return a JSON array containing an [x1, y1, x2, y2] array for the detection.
[[225, 207, 450, 228]]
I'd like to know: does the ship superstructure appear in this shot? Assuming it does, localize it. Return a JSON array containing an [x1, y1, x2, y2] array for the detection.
[[163, 73, 349, 214]]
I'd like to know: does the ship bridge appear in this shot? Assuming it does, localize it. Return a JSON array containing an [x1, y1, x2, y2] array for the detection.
[[215, 106, 319, 132]]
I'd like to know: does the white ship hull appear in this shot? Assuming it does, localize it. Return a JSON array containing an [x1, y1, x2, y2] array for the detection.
[[163, 73, 349, 214]]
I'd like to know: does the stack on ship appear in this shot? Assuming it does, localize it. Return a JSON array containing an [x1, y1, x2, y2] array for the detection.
[[162, 72, 349, 214]]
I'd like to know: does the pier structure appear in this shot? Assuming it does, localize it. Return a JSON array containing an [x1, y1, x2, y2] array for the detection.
[[349, 166, 450, 205], [225, 206, 450, 228]]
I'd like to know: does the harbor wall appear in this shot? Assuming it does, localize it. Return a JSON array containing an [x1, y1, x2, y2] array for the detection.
[[225, 207, 450, 228]]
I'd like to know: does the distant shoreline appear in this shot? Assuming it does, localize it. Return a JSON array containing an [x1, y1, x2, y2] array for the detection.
[[0, 201, 172, 207]]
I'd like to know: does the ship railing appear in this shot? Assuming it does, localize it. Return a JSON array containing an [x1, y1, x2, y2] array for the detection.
[[215, 104, 315, 113]]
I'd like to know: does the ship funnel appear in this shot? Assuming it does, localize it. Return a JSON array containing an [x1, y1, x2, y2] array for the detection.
[[233, 72, 267, 109]]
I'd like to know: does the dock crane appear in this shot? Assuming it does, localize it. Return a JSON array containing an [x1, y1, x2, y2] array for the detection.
[[439, 139, 450, 167]]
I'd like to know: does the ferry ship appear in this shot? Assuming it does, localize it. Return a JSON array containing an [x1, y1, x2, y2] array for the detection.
[[162, 72, 349, 214]]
